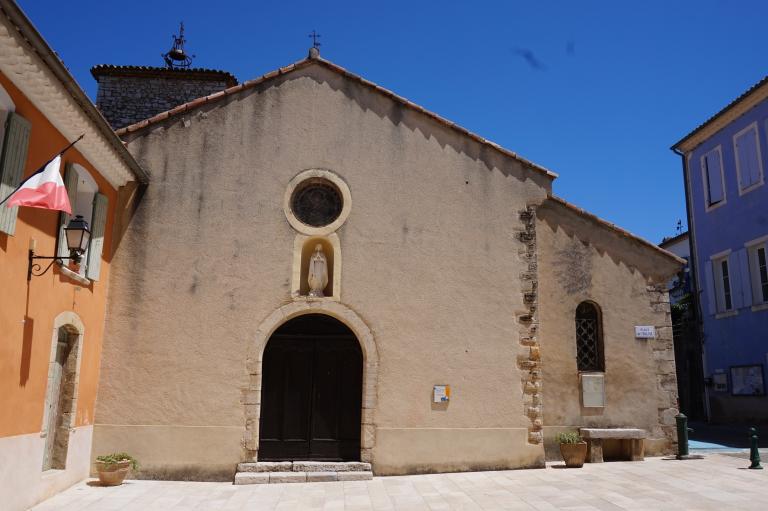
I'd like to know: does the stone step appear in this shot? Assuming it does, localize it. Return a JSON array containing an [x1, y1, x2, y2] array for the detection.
[[234, 470, 373, 485], [236, 461, 371, 473]]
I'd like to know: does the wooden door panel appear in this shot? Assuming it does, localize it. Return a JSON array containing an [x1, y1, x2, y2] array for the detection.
[[311, 346, 341, 441], [281, 345, 313, 441], [258, 316, 362, 461]]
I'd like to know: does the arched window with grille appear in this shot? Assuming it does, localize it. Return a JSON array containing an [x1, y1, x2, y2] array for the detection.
[[575, 301, 604, 372]]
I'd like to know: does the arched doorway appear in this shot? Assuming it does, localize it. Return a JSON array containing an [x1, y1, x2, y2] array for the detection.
[[258, 314, 363, 461]]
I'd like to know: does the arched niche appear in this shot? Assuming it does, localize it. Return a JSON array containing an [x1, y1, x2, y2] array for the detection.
[[41, 311, 85, 470], [291, 233, 341, 300]]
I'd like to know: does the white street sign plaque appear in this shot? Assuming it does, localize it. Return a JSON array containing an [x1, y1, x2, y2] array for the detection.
[[634, 326, 656, 339]]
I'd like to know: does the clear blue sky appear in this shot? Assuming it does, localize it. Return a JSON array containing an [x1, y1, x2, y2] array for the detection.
[[17, 1, 768, 243]]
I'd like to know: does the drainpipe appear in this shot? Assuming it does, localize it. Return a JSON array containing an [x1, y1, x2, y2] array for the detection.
[[672, 146, 711, 422]]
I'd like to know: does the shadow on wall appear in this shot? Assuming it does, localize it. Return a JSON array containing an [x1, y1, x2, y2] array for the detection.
[[109, 182, 147, 257], [123, 63, 553, 191], [19, 315, 33, 386]]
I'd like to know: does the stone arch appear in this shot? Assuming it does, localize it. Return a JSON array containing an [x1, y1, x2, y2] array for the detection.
[[244, 301, 378, 463], [41, 311, 85, 470]]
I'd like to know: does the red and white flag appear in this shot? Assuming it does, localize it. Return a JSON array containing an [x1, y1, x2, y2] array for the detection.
[[4, 155, 71, 214]]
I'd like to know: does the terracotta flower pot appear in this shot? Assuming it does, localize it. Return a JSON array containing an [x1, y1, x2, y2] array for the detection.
[[96, 460, 132, 486], [559, 441, 587, 468]]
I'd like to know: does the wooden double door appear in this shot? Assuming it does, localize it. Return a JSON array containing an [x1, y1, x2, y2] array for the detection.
[[258, 315, 363, 461]]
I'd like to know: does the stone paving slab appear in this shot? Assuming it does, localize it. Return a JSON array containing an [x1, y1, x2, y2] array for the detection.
[[31, 455, 767, 510]]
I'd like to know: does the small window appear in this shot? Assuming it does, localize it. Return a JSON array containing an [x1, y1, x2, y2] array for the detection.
[[734, 123, 764, 193], [702, 148, 725, 207], [713, 256, 733, 312], [290, 178, 343, 227], [749, 243, 768, 304], [575, 301, 604, 372]]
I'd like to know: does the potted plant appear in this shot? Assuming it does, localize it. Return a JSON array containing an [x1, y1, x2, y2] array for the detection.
[[95, 452, 138, 486], [556, 432, 587, 468]]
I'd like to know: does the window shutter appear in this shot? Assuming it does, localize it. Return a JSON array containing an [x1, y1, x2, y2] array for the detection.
[[704, 262, 716, 315], [56, 163, 78, 258], [86, 193, 108, 281], [737, 248, 753, 307], [735, 133, 747, 188], [706, 151, 724, 204], [752, 133, 764, 186], [0, 112, 31, 235], [728, 252, 743, 309], [736, 128, 760, 189], [745, 129, 761, 186]]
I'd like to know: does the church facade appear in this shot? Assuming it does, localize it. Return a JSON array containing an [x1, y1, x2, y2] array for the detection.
[[92, 51, 683, 479]]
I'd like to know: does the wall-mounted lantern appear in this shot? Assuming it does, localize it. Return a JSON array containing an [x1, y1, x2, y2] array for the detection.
[[28, 215, 91, 280]]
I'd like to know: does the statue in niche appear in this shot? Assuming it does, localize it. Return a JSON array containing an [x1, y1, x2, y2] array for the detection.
[[307, 244, 328, 297]]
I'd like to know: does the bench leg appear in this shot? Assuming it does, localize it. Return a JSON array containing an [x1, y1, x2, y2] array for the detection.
[[587, 439, 604, 463], [631, 439, 644, 461]]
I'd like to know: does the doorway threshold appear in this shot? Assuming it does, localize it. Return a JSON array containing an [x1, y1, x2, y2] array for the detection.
[[234, 461, 372, 485]]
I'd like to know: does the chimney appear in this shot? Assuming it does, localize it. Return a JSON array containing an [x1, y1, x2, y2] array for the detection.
[[91, 65, 237, 130]]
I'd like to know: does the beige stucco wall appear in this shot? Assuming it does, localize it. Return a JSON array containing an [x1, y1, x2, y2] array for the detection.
[[94, 62, 552, 478], [536, 201, 680, 460]]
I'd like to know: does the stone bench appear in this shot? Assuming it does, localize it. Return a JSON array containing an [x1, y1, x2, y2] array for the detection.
[[579, 428, 646, 463]]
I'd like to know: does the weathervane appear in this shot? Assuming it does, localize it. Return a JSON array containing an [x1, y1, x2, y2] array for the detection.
[[162, 22, 195, 69], [308, 30, 321, 50]]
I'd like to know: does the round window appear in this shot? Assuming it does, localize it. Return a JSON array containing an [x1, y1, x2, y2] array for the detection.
[[290, 178, 343, 227]]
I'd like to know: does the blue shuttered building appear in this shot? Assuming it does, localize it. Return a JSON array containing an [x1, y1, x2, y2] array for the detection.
[[673, 77, 768, 422]]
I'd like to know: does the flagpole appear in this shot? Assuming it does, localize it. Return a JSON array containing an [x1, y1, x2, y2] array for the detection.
[[0, 134, 85, 207]]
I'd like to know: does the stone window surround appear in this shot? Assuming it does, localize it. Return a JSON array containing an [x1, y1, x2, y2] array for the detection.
[[283, 169, 352, 236], [40, 311, 84, 439], [243, 301, 379, 463]]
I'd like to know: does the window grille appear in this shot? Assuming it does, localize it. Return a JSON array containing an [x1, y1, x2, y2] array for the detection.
[[575, 302, 603, 372]]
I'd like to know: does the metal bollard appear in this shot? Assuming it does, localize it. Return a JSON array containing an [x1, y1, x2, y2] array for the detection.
[[748, 427, 763, 470], [675, 413, 693, 459]]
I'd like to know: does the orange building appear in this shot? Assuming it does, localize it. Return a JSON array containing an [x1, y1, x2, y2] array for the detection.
[[0, 3, 147, 509]]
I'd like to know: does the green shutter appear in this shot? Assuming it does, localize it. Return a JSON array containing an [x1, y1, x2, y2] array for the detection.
[[56, 163, 78, 258], [86, 193, 108, 281], [0, 112, 31, 235]]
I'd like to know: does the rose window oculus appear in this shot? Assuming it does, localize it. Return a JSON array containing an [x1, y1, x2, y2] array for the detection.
[[291, 178, 343, 227]]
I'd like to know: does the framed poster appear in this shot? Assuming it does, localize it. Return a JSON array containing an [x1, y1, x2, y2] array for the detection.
[[730, 365, 765, 396]]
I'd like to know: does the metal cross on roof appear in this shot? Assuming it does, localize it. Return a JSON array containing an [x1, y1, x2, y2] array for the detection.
[[308, 30, 322, 49]]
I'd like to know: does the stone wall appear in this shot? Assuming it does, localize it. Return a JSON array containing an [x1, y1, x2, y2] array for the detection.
[[517, 206, 543, 445], [535, 198, 682, 459], [92, 67, 236, 129], [94, 61, 552, 479]]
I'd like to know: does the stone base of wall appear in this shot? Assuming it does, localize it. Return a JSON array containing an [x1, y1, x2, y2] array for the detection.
[[372, 427, 544, 476], [708, 394, 768, 423], [91, 424, 243, 481], [0, 425, 93, 511]]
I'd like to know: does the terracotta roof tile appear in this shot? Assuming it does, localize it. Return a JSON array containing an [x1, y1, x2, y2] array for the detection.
[[91, 64, 237, 87]]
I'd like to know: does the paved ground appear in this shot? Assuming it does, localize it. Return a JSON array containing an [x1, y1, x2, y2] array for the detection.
[[32, 455, 766, 511]]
